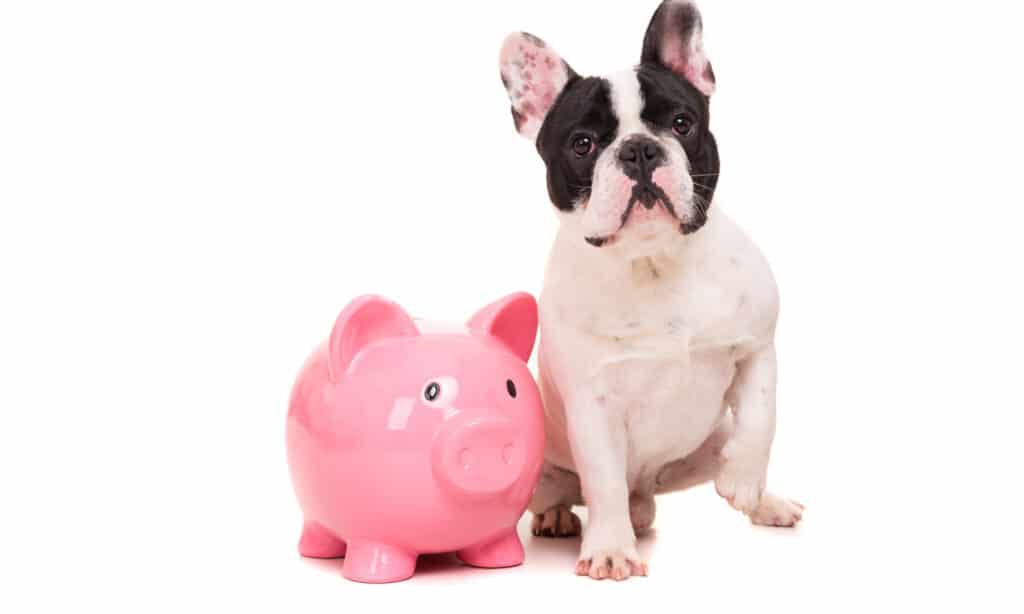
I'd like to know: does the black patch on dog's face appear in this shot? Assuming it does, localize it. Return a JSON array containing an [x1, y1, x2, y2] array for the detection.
[[638, 63, 720, 229], [535, 77, 619, 212]]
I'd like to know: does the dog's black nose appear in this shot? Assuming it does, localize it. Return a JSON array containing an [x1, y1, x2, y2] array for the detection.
[[617, 136, 665, 179]]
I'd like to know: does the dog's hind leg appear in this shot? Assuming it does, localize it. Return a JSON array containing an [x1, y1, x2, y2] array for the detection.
[[655, 413, 734, 495], [612, 415, 732, 535], [656, 413, 804, 527], [529, 462, 583, 538]]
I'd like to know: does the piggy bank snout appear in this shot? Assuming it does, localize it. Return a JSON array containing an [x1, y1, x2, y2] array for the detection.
[[433, 417, 527, 499]]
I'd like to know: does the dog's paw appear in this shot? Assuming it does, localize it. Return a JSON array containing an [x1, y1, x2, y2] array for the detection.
[[749, 494, 804, 527], [531, 505, 581, 538], [715, 441, 768, 514], [577, 528, 646, 581], [576, 547, 648, 581]]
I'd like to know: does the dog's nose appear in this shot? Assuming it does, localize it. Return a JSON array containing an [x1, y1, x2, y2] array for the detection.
[[617, 136, 665, 179]]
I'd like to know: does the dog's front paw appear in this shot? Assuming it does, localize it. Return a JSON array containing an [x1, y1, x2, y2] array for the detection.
[[715, 440, 768, 514], [577, 528, 647, 581], [749, 494, 804, 527]]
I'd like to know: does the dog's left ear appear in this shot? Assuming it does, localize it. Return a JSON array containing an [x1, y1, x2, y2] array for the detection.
[[641, 0, 716, 97], [499, 33, 577, 140]]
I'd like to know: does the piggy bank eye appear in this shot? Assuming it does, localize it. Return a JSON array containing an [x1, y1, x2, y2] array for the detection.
[[506, 379, 517, 398], [422, 376, 459, 409]]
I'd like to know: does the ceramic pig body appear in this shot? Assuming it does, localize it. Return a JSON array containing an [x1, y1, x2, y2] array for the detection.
[[287, 293, 545, 583]]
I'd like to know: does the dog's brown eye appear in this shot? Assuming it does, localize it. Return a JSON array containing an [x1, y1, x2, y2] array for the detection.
[[673, 115, 694, 136], [572, 135, 595, 157], [506, 379, 517, 398]]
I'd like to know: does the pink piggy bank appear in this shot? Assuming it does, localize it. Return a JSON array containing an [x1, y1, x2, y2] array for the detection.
[[286, 293, 545, 583]]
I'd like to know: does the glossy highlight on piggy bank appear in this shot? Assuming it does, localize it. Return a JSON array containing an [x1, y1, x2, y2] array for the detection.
[[286, 293, 545, 583]]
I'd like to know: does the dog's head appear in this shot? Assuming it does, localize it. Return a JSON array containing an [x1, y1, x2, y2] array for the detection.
[[500, 1, 719, 254]]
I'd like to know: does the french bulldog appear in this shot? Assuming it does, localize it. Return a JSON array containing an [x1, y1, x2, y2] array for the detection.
[[499, 0, 803, 581]]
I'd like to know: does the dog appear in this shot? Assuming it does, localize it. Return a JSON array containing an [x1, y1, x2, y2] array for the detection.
[[499, 0, 803, 581]]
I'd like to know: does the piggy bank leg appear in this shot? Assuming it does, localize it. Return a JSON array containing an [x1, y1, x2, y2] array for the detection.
[[298, 521, 347, 559], [342, 542, 417, 583], [457, 529, 525, 569]]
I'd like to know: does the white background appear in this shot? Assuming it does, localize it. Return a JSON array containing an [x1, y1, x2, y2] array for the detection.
[[2, 0, 1022, 611]]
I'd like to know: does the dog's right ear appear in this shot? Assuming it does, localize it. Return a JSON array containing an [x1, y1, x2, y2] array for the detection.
[[499, 32, 577, 140]]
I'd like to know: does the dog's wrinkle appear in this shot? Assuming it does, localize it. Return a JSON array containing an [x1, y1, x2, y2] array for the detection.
[[620, 198, 638, 226], [680, 207, 707, 235], [655, 186, 676, 218], [646, 258, 661, 280]]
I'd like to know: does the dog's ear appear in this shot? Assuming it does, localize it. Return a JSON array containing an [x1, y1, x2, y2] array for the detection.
[[499, 32, 577, 140], [641, 0, 716, 97]]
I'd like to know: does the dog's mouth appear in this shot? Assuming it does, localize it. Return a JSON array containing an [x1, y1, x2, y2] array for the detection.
[[584, 183, 680, 248], [633, 183, 673, 214]]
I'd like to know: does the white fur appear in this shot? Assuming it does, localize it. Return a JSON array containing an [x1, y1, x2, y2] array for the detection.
[[531, 70, 798, 581], [607, 69, 648, 136]]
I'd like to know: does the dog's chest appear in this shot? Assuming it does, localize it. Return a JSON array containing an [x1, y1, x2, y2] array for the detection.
[[587, 262, 747, 455], [575, 253, 764, 362], [540, 213, 778, 479], [543, 242, 773, 470], [548, 266, 724, 458]]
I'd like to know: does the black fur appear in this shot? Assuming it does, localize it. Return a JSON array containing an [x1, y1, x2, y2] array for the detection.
[[535, 77, 620, 212], [637, 63, 719, 229]]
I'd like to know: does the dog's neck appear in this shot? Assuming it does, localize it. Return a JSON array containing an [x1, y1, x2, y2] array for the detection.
[[547, 230, 703, 303], [550, 207, 717, 289]]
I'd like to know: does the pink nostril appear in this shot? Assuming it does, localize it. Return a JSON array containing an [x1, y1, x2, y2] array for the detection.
[[459, 448, 474, 470], [502, 444, 515, 465]]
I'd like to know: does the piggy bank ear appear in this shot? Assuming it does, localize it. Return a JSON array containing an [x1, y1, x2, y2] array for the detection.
[[328, 296, 419, 381], [468, 293, 539, 362]]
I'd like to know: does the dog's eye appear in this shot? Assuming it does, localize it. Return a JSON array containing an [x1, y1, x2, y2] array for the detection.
[[424, 382, 441, 402], [673, 115, 694, 137], [571, 135, 596, 158], [506, 379, 517, 398]]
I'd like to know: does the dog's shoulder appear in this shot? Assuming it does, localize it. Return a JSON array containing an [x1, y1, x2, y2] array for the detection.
[[681, 210, 779, 348]]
